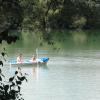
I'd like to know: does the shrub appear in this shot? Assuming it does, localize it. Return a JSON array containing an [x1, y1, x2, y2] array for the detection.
[[0, 51, 27, 100]]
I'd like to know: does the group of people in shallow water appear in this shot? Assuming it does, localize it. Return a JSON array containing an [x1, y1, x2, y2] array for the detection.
[[17, 53, 37, 64]]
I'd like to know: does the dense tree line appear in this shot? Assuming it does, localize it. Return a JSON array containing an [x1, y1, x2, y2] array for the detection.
[[0, 0, 23, 43], [0, 0, 100, 42], [21, 0, 100, 30]]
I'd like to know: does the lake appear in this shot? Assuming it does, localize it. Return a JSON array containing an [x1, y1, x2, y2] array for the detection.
[[1, 30, 100, 100]]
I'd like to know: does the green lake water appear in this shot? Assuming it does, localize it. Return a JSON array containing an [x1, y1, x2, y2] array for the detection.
[[1, 30, 100, 100]]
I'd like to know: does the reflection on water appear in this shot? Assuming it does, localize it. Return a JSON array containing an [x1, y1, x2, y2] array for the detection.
[[9, 64, 48, 80], [1, 30, 100, 55]]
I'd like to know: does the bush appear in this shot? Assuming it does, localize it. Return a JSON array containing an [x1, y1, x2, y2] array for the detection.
[[0, 51, 27, 100]]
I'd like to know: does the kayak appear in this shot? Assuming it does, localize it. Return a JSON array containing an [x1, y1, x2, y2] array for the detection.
[[9, 57, 49, 67]]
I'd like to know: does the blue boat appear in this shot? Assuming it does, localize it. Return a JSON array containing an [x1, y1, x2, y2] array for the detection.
[[9, 57, 49, 67]]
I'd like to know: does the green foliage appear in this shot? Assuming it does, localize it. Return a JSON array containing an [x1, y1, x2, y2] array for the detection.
[[0, 68, 27, 100], [0, 0, 23, 43], [0, 0, 100, 43], [0, 49, 28, 100], [72, 15, 87, 29], [19, 0, 100, 31]]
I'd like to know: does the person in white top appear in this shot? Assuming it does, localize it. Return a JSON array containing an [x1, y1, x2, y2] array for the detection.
[[31, 55, 37, 62], [17, 54, 23, 64]]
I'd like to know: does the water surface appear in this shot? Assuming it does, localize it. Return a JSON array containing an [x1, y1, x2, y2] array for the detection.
[[3, 50, 100, 100], [1, 30, 100, 100]]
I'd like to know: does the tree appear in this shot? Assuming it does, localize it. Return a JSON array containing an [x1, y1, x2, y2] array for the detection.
[[0, 49, 28, 100], [0, 0, 23, 44], [0, 67, 27, 100]]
